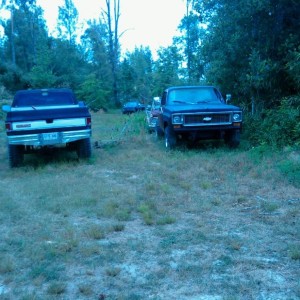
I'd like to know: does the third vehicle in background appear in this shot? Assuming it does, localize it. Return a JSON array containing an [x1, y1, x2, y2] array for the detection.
[[122, 101, 145, 114]]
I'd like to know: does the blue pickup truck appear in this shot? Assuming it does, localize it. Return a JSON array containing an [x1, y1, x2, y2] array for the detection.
[[2, 88, 92, 167], [156, 85, 242, 149]]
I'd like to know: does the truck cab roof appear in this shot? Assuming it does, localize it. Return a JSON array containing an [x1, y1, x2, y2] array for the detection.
[[12, 88, 77, 107]]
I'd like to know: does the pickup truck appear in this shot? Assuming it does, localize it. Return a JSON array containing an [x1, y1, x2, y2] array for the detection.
[[2, 88, 92, 167], [155, 85, 242, 149]]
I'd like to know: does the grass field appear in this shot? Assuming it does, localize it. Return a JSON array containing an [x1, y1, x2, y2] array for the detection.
[[0, 111, 299, 300]]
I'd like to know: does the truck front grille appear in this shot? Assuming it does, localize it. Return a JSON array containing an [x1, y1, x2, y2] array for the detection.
[[184, 113, 231, 126]]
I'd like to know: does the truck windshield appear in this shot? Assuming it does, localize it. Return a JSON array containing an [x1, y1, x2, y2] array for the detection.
[[168, 87, 222, 105], [12, 90, 77, 107]]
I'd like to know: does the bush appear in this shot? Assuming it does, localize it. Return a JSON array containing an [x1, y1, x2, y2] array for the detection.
[[244, 96, 300, 148], [0, 86, 13, 123], [0, 63, 29, 92], [76, 74, 111, 112]]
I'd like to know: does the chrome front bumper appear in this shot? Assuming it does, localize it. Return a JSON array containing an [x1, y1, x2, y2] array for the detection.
[[7, 129, 91, 146]]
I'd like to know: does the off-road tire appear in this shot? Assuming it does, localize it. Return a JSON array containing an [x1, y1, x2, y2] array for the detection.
[[8, 145, 24, 168], [76, 138, 92, 158], [165, 126, 177, 150]]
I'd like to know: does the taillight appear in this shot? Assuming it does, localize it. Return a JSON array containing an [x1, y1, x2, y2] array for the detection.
[[86, 117, 91, 125], [5, 123, 11, 131]]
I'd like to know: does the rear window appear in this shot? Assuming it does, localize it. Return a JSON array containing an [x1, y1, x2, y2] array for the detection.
[[12, 90, 77, 107]]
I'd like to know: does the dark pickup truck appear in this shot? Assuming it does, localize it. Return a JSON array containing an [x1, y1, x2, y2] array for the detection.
[[156, 85, 242, 149], [2, 88, 92, 167]]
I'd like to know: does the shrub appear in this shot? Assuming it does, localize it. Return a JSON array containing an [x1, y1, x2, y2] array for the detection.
[[244, 96, 300, 147]]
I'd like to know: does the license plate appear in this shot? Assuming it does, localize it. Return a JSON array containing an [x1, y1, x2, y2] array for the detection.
[[42, 132, 58, 141]]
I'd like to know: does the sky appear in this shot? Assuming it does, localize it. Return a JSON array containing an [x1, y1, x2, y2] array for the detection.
[[36, 0, 186, 55]]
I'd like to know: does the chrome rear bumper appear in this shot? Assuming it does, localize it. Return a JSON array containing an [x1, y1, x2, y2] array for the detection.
[[7, 129, 91, 146]]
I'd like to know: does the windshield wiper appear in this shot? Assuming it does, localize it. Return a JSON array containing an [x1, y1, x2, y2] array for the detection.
[[196, 100, 212, 103], [173, 100, 186, 103], [173, 100, 195, 104]]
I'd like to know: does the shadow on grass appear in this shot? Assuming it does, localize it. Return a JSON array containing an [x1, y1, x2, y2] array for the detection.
[[22, 148, 81, 168], [163, 139, 229, 152]]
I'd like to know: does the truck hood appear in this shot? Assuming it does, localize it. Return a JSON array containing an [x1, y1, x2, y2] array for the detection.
[[164, 103, 241, 113]]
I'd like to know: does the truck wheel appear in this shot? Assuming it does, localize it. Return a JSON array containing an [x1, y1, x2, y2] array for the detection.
[[8, 145, 24, 168], [77, 138, 92, 158], [225, 130, 240, 148], [165, 126, 177, 150]]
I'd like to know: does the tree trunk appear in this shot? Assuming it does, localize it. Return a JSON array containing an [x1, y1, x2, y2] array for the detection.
[[105, 0, 121, 107], [11, 9, 16, 65]]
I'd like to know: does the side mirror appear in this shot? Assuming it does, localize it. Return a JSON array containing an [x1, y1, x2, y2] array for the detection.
[[226, 94, 232, 103], [2, 105, 11, 112]]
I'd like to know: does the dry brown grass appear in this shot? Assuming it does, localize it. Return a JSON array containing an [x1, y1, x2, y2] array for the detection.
[[0, 111, 299, 299]]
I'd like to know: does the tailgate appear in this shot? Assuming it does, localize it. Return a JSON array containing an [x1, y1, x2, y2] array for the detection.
[[6, 107, 91, 133]]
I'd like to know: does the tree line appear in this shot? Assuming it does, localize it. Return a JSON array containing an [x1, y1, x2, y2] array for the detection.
[[0, 0, 299, 147]]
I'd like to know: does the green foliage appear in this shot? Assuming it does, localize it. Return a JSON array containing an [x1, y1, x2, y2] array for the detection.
[[246, 49, 279, 92], [286, 46, 300, 91], [1, 0, 300, 120], [288, 244, 300, 260], [153, 45, 183, 94], [57, 0, 79, 43], [0, 85, 12, 121], [177, 11, 206, 83], [76, 73, 110, 111], [49, 40, 88, 89], [28, 66, 57, 88], [138, 203, 155, 225], [80, 20, 114, 104], [2, 3, 48, 71], [196, 0, 300, 107], [27, 45, 57, 88], [0, 62, 28, 92], [244, 96, 300, 147], [119, 46, 154, 104]]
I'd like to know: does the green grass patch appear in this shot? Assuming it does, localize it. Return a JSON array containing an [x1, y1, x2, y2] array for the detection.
[[0, 111, 299, 299], [278, 159, 300, 188], [47, 281, 66, 295], [289, 244, 300, 260]]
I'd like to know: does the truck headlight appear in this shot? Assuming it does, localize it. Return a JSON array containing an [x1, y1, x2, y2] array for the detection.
[[233, 113, 242, 122], [172, 115, 183, 124]]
